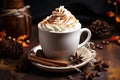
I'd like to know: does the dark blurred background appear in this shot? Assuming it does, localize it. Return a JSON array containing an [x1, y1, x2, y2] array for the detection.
[[24, 0, 109, 25]]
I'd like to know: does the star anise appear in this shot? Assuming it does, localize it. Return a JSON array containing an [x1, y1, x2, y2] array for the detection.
[[70, 52, 83, 65]]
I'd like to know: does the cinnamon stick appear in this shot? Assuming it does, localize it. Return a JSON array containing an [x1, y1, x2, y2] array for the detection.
[[29, 55, 70, 67]]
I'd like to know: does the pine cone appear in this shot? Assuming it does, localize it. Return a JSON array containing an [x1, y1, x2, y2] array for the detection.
[[0, 39, 8, 57], [0, 39, 23, 60], [90, 20, 111, 39]]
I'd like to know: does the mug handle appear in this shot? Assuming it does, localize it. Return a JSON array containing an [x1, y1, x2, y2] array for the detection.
[[78, 28, 91, 48]]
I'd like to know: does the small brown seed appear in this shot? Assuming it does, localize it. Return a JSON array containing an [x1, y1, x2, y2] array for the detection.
[[102, 40, 106, 44], [81, 72, 86, 76], [102, 62, 109, 68], [94, 61, 99, 65], [102, 40, 109, 44], [26, 40, 30, 43], [96, 72, 101, 77], [105, 41, 109, 44], [84, 72, 94, 80], [7, 36, 12, 40], [67, 75, 74, 80], [99, 45, 103, 49], [13, 38, 16, 41], [95, 64, 103, 72], [96, 44, 103, 49], [92, 46, 96, 49], [96, 44, 100, 48]]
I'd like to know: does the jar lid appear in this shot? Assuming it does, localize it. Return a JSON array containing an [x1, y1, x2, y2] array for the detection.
[[1, 0, 24, 9]]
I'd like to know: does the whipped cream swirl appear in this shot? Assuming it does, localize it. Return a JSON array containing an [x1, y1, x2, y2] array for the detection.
[[40, 6, 81, 32]]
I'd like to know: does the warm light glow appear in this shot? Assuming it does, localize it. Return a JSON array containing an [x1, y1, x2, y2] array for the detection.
[[0, 30, 30, 47], [17, 35, 29, 47], [107, 0, 120, 23]]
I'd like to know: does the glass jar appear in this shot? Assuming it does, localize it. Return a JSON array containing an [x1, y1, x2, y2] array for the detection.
[[0, 0, 32, 38]]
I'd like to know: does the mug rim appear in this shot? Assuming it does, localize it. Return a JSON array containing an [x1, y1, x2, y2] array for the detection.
[[38, 22, 81, 34]]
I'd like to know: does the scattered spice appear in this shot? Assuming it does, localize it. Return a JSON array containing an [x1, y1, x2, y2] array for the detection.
[[66, 50, 109, 80], [91, 46, 96, 49], [95, 72, 101, 77], [105, 41, 109, 44], [81, 72, 95, 80], [67, 58, 109, 80], [96, 44, 103, 49], [94, 59, 109, 72], [102, 40, 109, 44], [70, 52, 83, 65], [101, 40, 106, 44], [91, 40, 110, 50], [67, 75, 74, 80]]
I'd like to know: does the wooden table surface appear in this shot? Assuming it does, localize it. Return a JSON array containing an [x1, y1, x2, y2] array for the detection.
[[0, 25, 120, 80]]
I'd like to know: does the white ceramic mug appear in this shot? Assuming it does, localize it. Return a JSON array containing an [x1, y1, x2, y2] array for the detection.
[[38, 23, 91, 60]]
